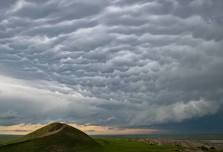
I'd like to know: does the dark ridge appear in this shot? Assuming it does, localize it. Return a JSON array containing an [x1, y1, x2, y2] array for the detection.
[[0, 122, 101, 152]]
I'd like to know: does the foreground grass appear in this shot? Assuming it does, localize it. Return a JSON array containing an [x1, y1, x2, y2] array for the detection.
[[0, 135, 182, 152], [0, 135, 222, 152], [0, 139, 181, 152], [0, 135, 21, 145]]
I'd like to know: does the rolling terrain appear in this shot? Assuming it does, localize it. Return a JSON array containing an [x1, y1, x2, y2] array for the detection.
[[0, 123, 222, 152]]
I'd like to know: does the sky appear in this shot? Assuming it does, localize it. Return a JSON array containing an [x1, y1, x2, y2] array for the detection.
[[0, 0, 223, 135]]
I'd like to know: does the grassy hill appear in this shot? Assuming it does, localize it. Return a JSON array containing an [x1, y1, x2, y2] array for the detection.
[[0, 122, 101, 152]]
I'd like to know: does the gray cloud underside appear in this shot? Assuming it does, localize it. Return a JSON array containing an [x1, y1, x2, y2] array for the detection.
[[0, 0, 223, 128]]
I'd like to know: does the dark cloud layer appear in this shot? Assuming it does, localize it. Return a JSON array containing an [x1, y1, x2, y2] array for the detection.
[[0, 0, 223, 132]]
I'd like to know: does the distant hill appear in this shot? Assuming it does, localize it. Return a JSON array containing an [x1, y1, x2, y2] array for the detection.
[[0, 122, 101, 152]]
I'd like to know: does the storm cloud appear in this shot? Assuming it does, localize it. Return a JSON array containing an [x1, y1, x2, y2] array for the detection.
[[0, 0, 223, 132]]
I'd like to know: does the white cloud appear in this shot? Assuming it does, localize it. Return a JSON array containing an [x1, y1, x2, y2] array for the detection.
[[131, 99, 219, 125], [0, 74, 105, 125]]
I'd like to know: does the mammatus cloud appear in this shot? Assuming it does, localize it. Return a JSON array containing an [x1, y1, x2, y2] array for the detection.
[[0, 0, 223, 132]]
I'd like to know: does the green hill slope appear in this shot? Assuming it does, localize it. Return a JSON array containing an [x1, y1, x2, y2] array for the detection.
[[0, 122, 101, 152]]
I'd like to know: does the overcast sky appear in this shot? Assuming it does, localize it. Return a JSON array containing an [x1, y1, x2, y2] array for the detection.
[[0, 0, 223, 134]]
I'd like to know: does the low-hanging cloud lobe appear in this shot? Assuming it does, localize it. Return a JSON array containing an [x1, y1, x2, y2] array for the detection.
[[0, 0, 223, 132]]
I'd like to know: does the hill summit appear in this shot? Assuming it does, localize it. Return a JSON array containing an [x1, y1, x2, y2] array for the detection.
[[0, 122, 101, 152]]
